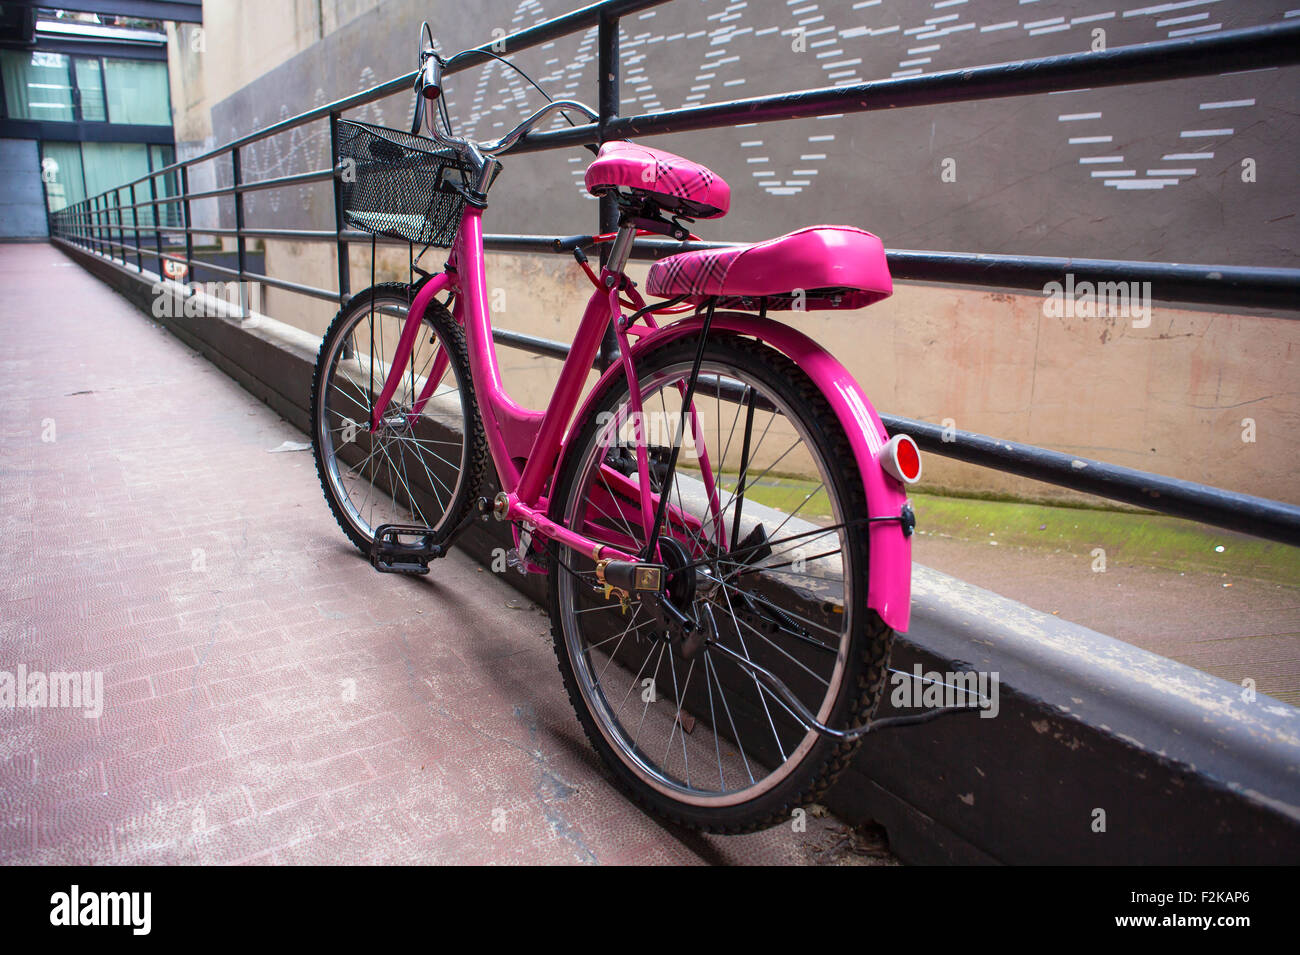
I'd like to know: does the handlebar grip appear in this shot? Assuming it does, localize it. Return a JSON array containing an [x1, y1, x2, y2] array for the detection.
[[410, 88, 425, 136]]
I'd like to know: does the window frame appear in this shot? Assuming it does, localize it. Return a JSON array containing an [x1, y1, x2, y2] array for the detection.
[[0, 49, 171, 127]]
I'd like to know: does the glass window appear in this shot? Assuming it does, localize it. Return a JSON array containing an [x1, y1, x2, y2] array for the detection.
[[81, 141, 153, 198], [149, 144, 178, 226], [103, 59, 170, 126], [3, 53, 170, 125], [149, 144, 177, 195], [2, 50, 74, 122], [40, 141, 86, 212], [40, 141, 163, 219], [74, 58, 106, 122]]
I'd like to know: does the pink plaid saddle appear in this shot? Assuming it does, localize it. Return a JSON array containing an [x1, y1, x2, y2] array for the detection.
[[646, 225, 893, 311], [585, 141, 730, 219]]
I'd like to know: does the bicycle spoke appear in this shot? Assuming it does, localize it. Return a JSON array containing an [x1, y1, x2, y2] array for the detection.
[[713, 575, 843, 643], [703, 648, 754, 786], [632, 641, 668, 751], [714, 591, 831, 687], [718, 581, 788, 763]]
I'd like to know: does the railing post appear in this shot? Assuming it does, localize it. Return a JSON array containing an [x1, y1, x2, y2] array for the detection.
[[180, 165, 194, 287], [596, 10, 621, 371], [329, 110, 350, 305], [113, 190, 123, 264], [95, 195, 105, 256], [149, 173, 163, 278], [114, 188, 122, 263], [231, 147, 248, 318], [130, 182, 142, 272]]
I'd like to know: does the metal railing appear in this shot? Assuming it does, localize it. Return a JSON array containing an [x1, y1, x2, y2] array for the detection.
[[48, 0, 1300, 546]]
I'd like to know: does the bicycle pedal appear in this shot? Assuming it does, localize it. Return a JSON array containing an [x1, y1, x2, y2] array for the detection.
[[370, 523, 445, 575]]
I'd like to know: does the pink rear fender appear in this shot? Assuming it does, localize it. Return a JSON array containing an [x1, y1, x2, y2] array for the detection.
[[563, 313, 913, 632]]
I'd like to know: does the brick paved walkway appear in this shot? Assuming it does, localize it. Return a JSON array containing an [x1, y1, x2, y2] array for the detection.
[[0, 243, 894, 865]]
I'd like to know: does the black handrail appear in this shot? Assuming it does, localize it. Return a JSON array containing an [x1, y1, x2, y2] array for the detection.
[[47, 0, 1300, 546]]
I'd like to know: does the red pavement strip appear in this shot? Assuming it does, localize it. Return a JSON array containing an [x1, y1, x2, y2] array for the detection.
[[0, 243, 896, 865]]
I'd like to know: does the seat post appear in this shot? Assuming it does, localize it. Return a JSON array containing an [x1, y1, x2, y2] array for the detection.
[[603, 219, 638, 282]]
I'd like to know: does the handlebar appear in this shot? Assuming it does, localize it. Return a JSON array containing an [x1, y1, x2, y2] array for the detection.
[[477, 99, 599, 155], [415, 44, 599, 163]]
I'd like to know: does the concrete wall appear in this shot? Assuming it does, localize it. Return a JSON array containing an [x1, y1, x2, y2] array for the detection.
[[175, 0, 1300, 262], [0, 140, 48, 240], [159, 0, 1300, 506]]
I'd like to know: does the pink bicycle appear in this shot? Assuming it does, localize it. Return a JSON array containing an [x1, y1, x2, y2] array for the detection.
[[310, 33, 922, 832]]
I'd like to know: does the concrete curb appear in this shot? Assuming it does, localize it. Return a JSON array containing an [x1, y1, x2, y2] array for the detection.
[[54, 237, 1300, 864]]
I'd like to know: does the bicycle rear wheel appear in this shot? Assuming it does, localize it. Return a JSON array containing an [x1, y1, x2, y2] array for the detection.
[[310, 283, 486, 552], [547, 331, 893, 832]]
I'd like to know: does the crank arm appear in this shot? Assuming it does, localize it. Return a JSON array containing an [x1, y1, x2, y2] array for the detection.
[[370, 498, 490, 574]]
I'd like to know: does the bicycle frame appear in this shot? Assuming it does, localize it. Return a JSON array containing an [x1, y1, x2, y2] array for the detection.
[[362, 202, 914, 632], [366, 205, 658, 567]]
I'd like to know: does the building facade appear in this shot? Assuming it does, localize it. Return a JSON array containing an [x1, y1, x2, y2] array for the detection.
[[0, 0, 200, 238]]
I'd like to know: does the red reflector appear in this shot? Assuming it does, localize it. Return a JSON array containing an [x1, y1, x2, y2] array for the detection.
[[881, 434, 922, 485], [896, 437, 920, 481]]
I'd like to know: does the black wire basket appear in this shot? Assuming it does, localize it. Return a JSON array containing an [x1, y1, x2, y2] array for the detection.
[[336, 119, 475, 248]]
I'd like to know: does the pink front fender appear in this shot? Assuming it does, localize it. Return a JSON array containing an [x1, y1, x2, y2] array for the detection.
[[562, 312, 913, 632]]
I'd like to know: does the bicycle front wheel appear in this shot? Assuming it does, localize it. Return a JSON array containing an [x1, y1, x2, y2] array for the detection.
[[310, 283, 486, 553], [547, 331, 893, 832]]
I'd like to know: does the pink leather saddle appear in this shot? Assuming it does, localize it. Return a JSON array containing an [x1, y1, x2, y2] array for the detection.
[[585, 141, 730, 219], [585, 141, 891, 311], [647, 226, 893, 311]]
